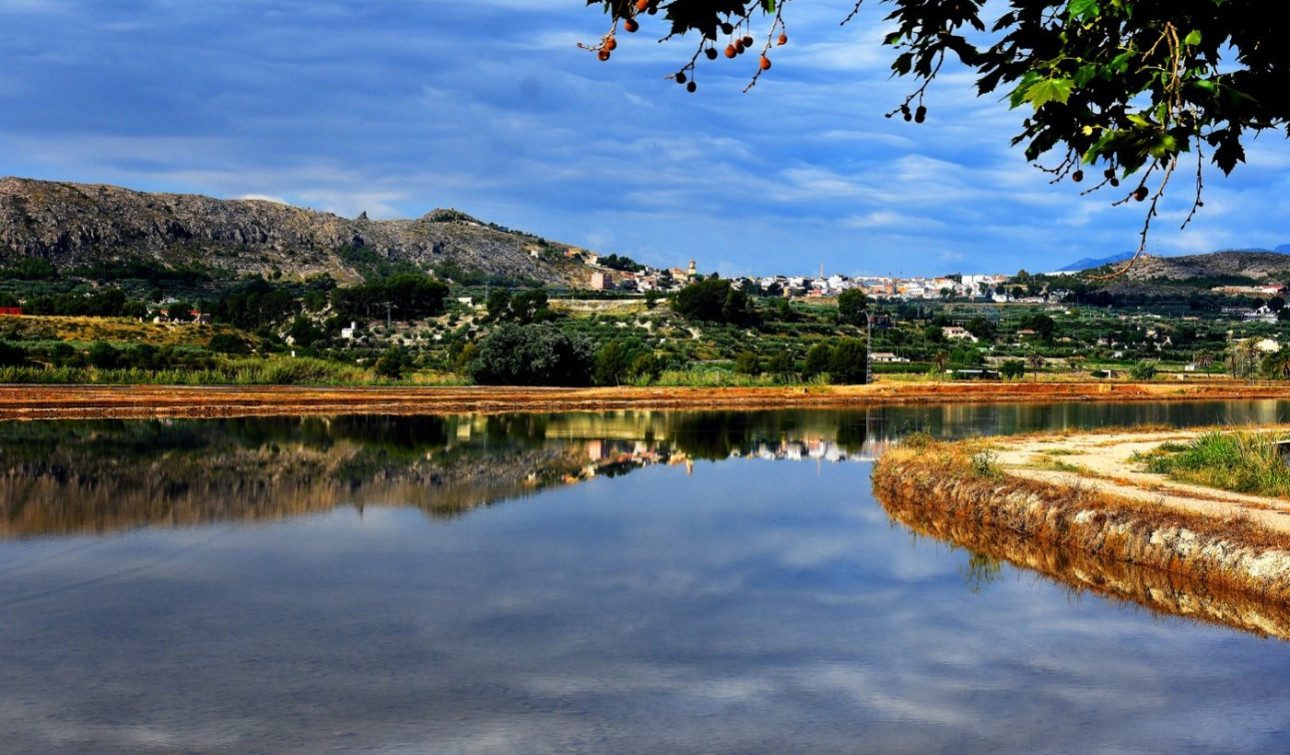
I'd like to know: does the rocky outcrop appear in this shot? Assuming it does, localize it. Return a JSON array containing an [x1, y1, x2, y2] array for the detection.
[[1122, 250, 1290, 283], [0, 176, 582, 285]]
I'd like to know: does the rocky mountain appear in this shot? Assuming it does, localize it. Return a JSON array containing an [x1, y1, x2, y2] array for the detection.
[[0, 176, 585, 286], [1118, 250, 1290, 282]]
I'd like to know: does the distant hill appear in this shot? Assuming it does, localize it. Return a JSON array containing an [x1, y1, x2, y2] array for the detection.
[[1119, 250, 1290, 283], [1059, 246, 1290, 276], [0, 177, 584, 286], [1056, 251, 1137, 272]]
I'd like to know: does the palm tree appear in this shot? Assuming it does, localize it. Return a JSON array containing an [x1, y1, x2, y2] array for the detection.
[[1228, 339, 1263, 381], [1193, 350, 1215, 377], [1262, 350, 1290, 381], [1026, 351, 1045, 381], [932, 350, 950, 374]]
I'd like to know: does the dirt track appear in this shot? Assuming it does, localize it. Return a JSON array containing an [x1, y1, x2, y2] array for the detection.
[[994, 428, 1290, 536], [0, 379, 1289, 420]]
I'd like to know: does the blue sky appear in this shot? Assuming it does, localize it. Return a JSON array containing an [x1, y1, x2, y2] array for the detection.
[[1, 1, 1287, 277]]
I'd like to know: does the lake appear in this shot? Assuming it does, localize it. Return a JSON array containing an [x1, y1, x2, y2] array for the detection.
[[3, 401, 1290, 753]]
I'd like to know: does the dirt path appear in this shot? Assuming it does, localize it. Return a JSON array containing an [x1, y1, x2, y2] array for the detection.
[[992, 428, 1290, 535]]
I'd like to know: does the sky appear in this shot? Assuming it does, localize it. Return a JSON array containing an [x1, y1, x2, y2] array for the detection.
[[1, 0, 1287, 278]]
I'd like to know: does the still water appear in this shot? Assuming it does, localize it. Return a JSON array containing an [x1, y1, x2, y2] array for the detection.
[[3, 401, 1290, 753]]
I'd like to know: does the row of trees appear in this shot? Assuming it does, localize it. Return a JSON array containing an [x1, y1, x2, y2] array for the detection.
[[464, 324, 873, 386]]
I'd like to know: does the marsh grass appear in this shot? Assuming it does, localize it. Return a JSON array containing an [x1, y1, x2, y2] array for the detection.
[[0, 358, 371, 385], [1144, 430, 1290, 497]]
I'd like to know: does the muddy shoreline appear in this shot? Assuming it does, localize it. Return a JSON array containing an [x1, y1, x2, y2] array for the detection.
[[2, 380, 1290, 420]]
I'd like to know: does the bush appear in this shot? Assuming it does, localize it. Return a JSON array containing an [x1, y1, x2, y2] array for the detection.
[[671, 279, 754, 324], [734, 351, 760, 375], [829, 338, 868, 384], [209, 333, 250, 354], [767, 350, 795, 376], [469, 323, 594, 386], [803, 342, 832, 378], [837, 289, 868, 326], [0, 340, 26, 367], [87, 341, 119, 369], [1129, 360, 1158, 380], [375, 346, 410, 379], [1000, 359, 1025, 379]]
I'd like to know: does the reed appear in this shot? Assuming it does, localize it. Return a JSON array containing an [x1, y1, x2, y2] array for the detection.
[[1144, 430, 1290, 497]]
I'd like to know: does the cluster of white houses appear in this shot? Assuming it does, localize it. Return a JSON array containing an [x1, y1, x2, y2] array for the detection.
[[583, 254, 1026, 302]]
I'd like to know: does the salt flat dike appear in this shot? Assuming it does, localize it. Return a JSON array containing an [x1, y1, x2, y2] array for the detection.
[[872, 429, 1290, 640], [5, 380, 1290, 420]]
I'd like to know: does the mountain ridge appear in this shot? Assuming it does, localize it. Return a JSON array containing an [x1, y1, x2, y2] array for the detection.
[[0, 176, 583, 286]]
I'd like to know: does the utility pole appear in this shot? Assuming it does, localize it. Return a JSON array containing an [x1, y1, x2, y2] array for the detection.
[[866, 309, 873, 385]]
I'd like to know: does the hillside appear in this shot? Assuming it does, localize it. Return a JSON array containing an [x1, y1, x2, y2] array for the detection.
[[1120, 251, 1290, 283], [0, 177, 584, 286]]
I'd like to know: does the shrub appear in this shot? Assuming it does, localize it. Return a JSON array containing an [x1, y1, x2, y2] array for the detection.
[[375, 346, 409, 379], [671, 278, 754, 324], [803, 342, 832, 378], [829, 338, 868, 384], [209, 333, 250, 354], [469, 323, 594, 386], [87, 341, 119, 369], [1129, 360, 1158, 380]]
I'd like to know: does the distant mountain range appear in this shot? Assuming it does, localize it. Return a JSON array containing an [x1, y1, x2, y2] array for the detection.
[[1058, 245, 1290, 273], [1055, 252, 1138, 272], [0, 177, 585, 286]]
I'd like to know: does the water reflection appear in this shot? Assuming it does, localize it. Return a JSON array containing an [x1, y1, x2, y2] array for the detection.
[[5, 403, 1290, 753], [883, 487, 1290, 640], [0, 411, 892, 538], [6, 400, 1290, 538]]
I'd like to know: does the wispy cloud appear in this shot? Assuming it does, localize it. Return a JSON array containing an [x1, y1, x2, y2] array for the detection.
[[0, 0, 1284, 275]]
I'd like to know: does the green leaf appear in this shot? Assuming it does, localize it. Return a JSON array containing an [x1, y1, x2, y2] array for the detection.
[[1148, 134, 1178, 158], [1184, 29, 1202, 46], [1109, 51, 1133, 74], [1068, 0, 1100, 21], [1008, 71, 1042, 108], [1023, 78, 1075, 109]]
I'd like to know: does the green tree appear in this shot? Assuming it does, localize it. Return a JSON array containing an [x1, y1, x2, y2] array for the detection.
[[375, 346, 410, 379], [209, 333, 249, 355], [1261, 351, 1290, 381], [627, 352, 662, 383], [87, 341, 119, 369], [1193, 350, 1216, 377], [836, 288, 868, 327], [1000, 359, 1025, 380], [486, 289, 512, 321], [1129, 360, 1158, 381], [803, 342, 832, 378], [469, 324, 595, 386], [734, 351, 760, 375], [767, 350, 794, 377], [829, 338, 868, 384], [595, 340, 633, 386], [0, 340, 26, 367], [671, 278, 753, 324], [1025, 351, 1045, 380]]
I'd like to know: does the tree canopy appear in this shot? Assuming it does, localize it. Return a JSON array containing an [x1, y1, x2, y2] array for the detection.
[[584, 1, 1288, 263]]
